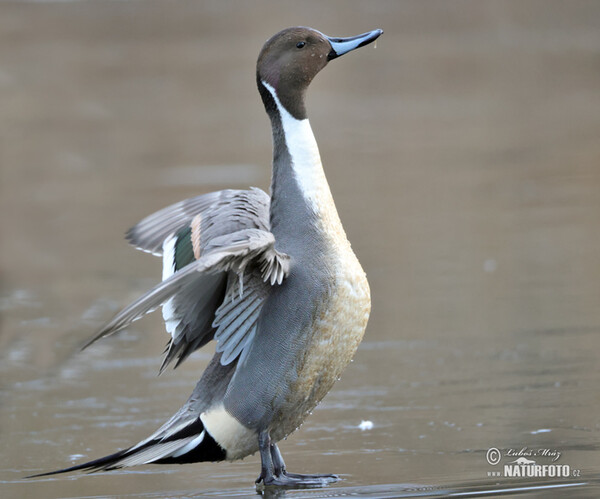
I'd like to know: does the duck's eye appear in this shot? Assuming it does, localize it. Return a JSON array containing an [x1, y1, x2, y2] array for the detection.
[[296, 41, 306, 49]]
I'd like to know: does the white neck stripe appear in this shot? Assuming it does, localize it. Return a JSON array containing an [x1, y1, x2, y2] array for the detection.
[[261, 80, 331, 212]]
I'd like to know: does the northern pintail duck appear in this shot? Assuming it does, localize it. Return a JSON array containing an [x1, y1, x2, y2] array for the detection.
[[31, 26, 382, 487]]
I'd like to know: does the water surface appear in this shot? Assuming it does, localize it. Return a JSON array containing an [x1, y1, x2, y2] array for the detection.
[[1, 1, 600, 498]]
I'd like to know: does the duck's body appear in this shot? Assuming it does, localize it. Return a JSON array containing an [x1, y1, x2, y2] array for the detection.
[[30, 26, 381, 487], [219, 78, 372, 459]]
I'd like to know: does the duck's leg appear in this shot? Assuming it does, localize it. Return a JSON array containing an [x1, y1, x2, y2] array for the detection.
[[256, 430, 338, 488]]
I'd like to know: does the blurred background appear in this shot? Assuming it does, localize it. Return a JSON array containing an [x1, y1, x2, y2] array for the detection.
[[1, 1, 599, 497]]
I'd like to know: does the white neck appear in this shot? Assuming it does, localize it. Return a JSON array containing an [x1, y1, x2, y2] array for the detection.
[[261, 80, 339, 218]]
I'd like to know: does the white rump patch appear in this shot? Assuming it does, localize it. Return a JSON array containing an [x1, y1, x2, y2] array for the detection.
[[201, 404, 257, 460]]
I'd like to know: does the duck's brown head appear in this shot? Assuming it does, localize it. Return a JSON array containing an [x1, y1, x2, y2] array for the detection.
[[257, 27, 382, 120]]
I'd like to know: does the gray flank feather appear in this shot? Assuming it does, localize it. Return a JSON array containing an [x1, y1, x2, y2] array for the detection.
[[221, 324, 257, 365], [211, 270, 271, 366], [215, 295, 261, 345], [213, 291, 259, 331]]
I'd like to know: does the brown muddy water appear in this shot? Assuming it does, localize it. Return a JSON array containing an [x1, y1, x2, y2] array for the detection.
[[1, 1, 600, 498]]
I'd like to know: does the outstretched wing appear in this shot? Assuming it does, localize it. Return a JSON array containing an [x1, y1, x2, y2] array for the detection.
[[126, 188, 270, 256], [155, 188, 277, 370], [84, 188, 290, 371]]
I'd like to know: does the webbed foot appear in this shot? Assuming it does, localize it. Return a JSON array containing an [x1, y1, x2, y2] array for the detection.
[[256, 470, 338, 488], [255, 432, 339, 489]]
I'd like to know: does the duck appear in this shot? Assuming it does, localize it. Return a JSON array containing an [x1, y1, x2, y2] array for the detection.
[[30, 26, 382, 488]]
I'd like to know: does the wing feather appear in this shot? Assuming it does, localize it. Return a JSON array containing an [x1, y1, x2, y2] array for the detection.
[[88, 187, 289, 370], [126, 188, 269, 256], [83, 229, 289, 355]]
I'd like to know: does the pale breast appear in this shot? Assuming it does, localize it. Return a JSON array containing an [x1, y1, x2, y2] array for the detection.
[[272, 240, 371, 441]]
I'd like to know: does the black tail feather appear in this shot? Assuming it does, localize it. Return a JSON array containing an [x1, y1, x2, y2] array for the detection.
[[155, 428, 226, 465], [25, 418, 226, 479], [25, 447, 132, 478]]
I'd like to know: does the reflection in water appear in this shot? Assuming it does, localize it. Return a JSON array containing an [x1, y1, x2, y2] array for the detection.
[[2, 1, 600, 498], [254, 481, 592, 498]]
